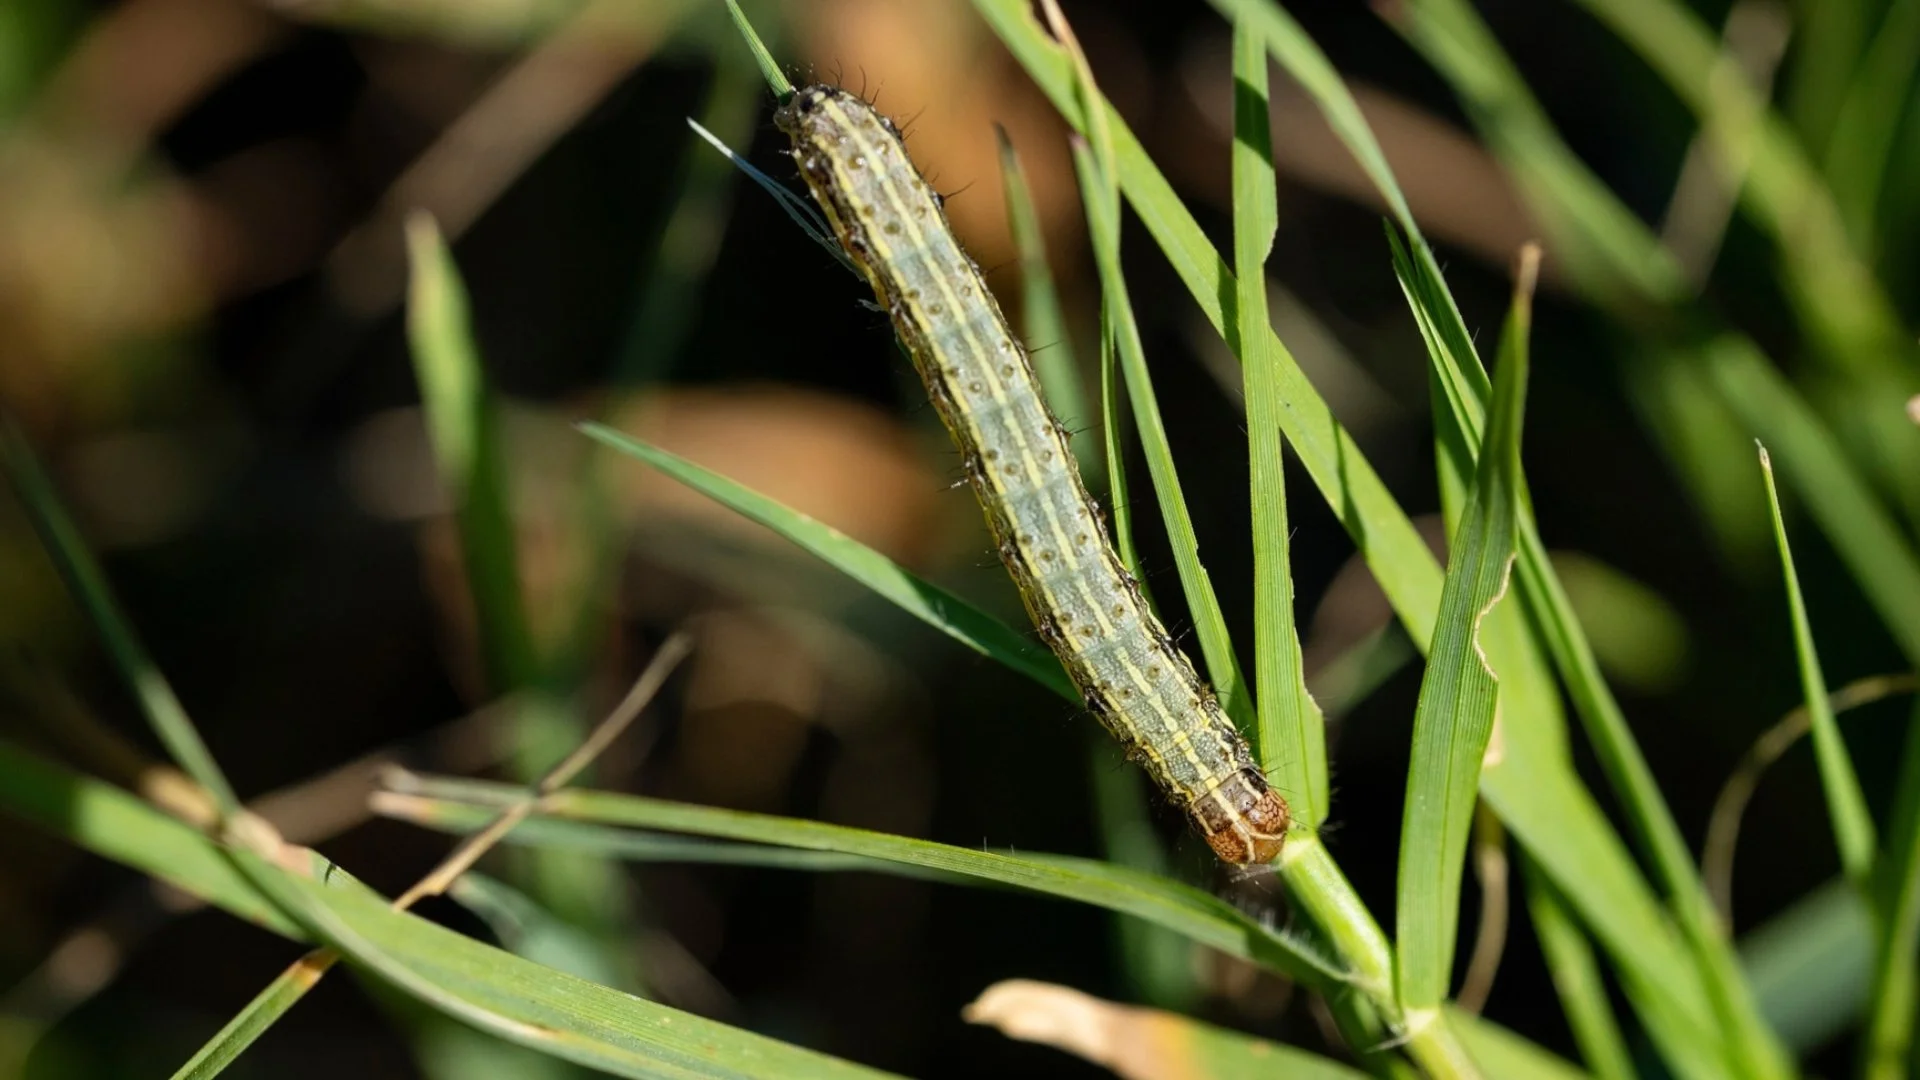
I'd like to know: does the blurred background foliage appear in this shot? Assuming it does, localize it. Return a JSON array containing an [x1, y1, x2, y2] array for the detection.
[[0, 0, 1916, 1076]]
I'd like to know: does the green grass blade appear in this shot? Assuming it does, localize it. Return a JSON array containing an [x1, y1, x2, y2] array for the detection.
[[1756, 444, 1876, 885], [1570, 0, 1912, 380], [1232, 15, 1324, 823], [0, 419, 240, 813], [1523, 864, 1635, 1080], [1394, 261, 1530, 1014], [405, 214, 537, 691], [172, 953, 336, 1080], [0, 741, 898, 1080], [1863, 706, 1920, 1080], [1821, 0, 1920, 254], [381, 772, 1352, 987], [968, 0, 1445, 648], [721, 0, 787, 98], [578, 422, 1072, 699], [1070, 135, 1253, 727], [996, 128, 1095, 477]]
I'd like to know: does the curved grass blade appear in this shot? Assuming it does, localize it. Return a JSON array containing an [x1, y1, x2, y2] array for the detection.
[[1231, 15, 1324, 824], [1756, 444, 1875, 885], [578, 422, 1074, 701], [1394, 256, 1530, 1016], [0, 742, 899, 1080], [377, 772, 1350, 987]]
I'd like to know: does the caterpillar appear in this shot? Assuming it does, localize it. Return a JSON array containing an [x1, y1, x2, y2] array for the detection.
[[774, 84, 1289, 864]]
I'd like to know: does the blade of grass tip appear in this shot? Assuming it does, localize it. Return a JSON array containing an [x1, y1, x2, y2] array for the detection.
[[405, 213, 537, 692], [996, 127, 1097, 481], [0, 418, 239, 813], [1757, 445, 1876, 885], [1231, 17, 1324, 825], [721, 0, 789, 98], [1394, 249, 1531, 1019], [169, 636, 694, 1078], [1862, 702, 1920, 1080], [685, 116, 854, 275], [1523, 862, 1635, 1080], [1068, 132, 1254, 729], [576, 422, 1073, 700]]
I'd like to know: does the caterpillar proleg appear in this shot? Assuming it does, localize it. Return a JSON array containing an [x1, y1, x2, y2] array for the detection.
[[775, 85, 1289, 864]]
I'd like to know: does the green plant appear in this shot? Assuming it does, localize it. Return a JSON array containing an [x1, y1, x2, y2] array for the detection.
[[3, 0, 1917, 1078]]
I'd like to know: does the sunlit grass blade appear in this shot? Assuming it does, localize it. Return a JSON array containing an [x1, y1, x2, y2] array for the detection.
[[967, 0, 1445, 645], [962, 979, 1371, 1079], [1756, 445, 1875, 885], [1232, 15, 1324, 824], [1394, 255, 1530, 1015], [577, 422, 1074, 699], [1863, 708, 1920, 1080], [0, 741, 900, 1080], [1448, 1009, 1590, 1080], [405, 213, 537, 691], [377, 772, 1351, 987], [1522, 867, 1634, 1080], [0, 419, 240, 812], [1066, 87, 1251, 728]]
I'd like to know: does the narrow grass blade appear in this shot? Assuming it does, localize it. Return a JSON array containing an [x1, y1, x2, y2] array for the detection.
[[405, 214, 537, 691], [1086, 740, 1199, 1011], [577, 422, 1073, 700], [996, 128, 1095, 477], [962, 979, 1371, 1079], [0, 419, 239, 812], [1231, 16, 1324, 823], [684, 116, 852, 275], [1067, 92, 1252, 728], [173, 952, 335, 1080], [379, 772, 1350, 987], [1523, 864, 1634, 1080], [614, 48, 765, 385], [967, 0, 1445, 647], [1394, 258, 1530, 1015], [0, 742, 899, 1080], [721, 0, 788, 98], [1757, 445, 1875, 885], [1818, 0, 1920, 254], [1863, 707, 1920, 1080]]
